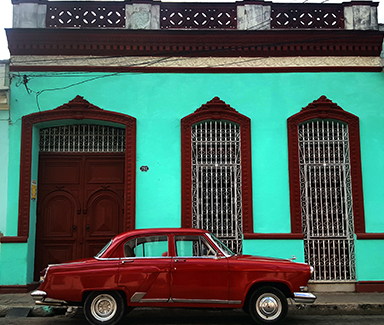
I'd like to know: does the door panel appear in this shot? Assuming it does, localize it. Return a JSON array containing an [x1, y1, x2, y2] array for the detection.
[[86, 159, 125, 184], [39, 159, 81, 184], [118, 235, 171, 302], [40, 245, 74, 269], [170, 235, 229, 302], [42, 193, 77, 238], [171, 258, 229, 301], [119, 259, 171, 302], [84, 191, 122, 257]]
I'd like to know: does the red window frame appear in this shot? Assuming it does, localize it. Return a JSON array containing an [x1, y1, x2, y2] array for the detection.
[[287, 95, 367, 238], [180, 97, 254, 236]]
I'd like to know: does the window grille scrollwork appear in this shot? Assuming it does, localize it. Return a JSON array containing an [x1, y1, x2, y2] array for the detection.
[[39, 124, 125, 153], [299, 119, 356, 281], [192, 120, 242, 254]]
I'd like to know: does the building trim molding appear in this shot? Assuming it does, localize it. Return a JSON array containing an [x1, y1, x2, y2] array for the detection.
[[10, 66, 383, 73], [356, 281, 384, 293], [0, 283, 39, 294], [8, 55, 383, 73], [6, 29, 384, 58], [244, 233, 304, 239]]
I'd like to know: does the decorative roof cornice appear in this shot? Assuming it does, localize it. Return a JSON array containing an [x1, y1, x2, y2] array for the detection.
[[6, 29, 384, 58]]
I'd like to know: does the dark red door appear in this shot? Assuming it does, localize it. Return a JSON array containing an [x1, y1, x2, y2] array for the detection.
[[34, 153, 124, 279]]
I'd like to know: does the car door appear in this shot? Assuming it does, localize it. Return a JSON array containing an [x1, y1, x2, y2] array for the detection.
[[170, 235, 229, 303], [118, 235, 171, 303]]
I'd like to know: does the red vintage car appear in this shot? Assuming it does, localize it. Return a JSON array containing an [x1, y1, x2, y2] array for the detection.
[[31, 228, 316, 325]]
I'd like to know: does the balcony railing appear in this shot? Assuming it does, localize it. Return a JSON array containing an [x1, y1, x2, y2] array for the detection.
[[160, 3, 237, 29], [47, 2, 126, 28], [271, 4, 344, 29], [12, 0, 379, 31]]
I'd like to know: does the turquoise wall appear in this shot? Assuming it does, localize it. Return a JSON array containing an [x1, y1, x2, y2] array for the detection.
[[1, 71, 384, 284], [0, 110, 9, 235]]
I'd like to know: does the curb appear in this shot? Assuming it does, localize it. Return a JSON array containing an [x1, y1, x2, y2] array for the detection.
[[0, 305, 67, 318], [289, 303, 384, 315], [1, 303, 384, 317]]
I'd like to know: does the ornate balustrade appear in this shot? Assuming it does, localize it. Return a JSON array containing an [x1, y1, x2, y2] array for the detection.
[[12, 0, 380, 31], [160, 3, 237, 29], [47, 2, 126, 28], [271, 3, 344, 29]]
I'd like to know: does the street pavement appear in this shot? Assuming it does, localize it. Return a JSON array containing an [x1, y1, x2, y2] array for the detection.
[[0, 291, 384, 318]]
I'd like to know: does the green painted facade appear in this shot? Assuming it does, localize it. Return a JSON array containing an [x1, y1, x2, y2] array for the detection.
[[1, 71, 384, 285]]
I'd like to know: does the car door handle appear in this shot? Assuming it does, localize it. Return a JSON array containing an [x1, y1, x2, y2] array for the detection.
[[174, 259, 186, 263], [122, 260, 134, 264]]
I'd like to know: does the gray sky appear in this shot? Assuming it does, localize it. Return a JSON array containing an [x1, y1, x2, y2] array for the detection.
[[0, 0, 383, 60]]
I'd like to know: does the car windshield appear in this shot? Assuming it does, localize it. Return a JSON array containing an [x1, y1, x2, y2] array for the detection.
[[95, 239, 113, 258], [207, 234, 235, 257]]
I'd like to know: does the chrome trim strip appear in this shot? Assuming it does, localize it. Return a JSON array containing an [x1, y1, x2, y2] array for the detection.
[[95, 256, 172, 261], [140, 298, 170, 303], [48, 261, 87, 267], [94, 257, 121, 261], [293, 292, 317, 304], [171, 298, 241, 305], [206, 233, 233, 258], [130, 292, 147, 303], [172, 256, 219, 259]]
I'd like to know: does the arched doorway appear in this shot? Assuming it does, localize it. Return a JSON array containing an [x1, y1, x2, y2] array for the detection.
[[34, 124, 126, 277], [14, 96, 136, 280]]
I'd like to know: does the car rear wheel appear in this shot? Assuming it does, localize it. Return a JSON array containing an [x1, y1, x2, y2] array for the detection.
[[248, 286, 288, 325], [84, 291, 125, 325]]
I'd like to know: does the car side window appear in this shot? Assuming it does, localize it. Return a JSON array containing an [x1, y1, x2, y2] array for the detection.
[[174, 235, 217, 257], [124, 235, 168, 258]]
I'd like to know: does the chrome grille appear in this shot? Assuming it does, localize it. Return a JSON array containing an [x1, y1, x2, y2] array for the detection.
[[39, 124, 125, 152], [299, 120, 356, 281], [191, 121, 242, 254]]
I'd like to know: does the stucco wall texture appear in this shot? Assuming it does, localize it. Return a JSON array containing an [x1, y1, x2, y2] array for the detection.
[[1, 71, 384, 285]]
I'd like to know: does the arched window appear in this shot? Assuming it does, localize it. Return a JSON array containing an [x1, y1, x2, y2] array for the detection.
[[181, 97, 253, 253]]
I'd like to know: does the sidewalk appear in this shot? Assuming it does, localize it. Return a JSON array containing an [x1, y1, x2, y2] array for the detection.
[[0, 292, 384, 317]]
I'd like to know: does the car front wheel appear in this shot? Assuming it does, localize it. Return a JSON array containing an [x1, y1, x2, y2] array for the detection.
[[84, 291, 125, 325], [248, 286, 288, 325]]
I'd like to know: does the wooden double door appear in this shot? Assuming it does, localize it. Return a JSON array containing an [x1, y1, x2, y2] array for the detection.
[[35, 153, 125, 279]]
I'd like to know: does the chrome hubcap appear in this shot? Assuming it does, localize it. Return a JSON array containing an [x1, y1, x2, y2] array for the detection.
[[90, 294, 117, 322], [256, 293, 282, 320]]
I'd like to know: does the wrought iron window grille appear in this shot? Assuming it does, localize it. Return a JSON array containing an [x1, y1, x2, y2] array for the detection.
[[39, 124, 126, 153], [299, 119, 356, 281]]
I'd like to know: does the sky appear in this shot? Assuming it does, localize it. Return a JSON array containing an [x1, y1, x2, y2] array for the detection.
[[0, 0, 383, 60]]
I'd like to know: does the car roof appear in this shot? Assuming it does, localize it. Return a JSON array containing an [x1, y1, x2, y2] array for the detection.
[[113, 228, 208, 241]]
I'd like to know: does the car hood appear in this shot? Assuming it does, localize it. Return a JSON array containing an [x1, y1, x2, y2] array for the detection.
[[232, 254, 301, 265]]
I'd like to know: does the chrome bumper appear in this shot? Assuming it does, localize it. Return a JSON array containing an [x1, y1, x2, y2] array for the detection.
[[31, 290, 67, 306], [293, 292, 317, 304]]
